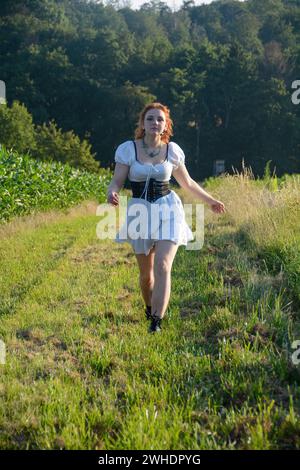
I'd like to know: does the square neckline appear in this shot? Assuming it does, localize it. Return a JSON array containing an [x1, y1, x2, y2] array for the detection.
[[132, 140, 169, 167]]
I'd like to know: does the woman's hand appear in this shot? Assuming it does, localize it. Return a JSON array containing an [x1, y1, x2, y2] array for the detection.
[[209, 199, 226, 214], [107, 190, 119, 207]]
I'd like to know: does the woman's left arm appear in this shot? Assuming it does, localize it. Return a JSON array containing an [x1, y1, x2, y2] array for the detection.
[[172, 164, 226, 214]]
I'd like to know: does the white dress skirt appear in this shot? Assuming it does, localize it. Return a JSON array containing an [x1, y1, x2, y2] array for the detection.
[[113, 140, 194, 256]]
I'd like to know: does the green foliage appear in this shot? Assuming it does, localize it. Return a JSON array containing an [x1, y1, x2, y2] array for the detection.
[[1, 0, 300, 179], [0, 100, 101, 173], [0, 101, 36, 154], [34, 120, 100, 173], [263, 160, 278, 191], [0, 146, 112, 223]]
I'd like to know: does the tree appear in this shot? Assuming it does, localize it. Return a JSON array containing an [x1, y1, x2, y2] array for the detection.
[[34, 120, 100, 173], [0, 101, 36, 153], [1, 0, 299, 178]]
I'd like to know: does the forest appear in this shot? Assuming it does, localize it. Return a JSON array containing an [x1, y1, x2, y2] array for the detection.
[[1, 0, 300, 179]]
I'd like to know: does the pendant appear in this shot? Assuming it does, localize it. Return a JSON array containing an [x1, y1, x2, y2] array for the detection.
[[142, 137, 161, 159]]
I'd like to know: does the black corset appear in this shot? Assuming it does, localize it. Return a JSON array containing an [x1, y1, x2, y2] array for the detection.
[[130, 179, 171, 203]]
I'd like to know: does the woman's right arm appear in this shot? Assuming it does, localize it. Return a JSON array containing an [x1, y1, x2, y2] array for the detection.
[[106, 163, 129, 206]]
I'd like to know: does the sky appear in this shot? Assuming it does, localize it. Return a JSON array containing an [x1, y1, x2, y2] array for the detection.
[[125, 0, 215, 11]]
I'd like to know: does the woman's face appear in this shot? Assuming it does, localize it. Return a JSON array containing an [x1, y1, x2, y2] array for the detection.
[[143, 108, 166, 137]]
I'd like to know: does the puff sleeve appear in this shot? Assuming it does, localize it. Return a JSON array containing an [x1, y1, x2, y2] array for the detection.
[[114, 141, 134, 166], [168, 142, 186, 170]]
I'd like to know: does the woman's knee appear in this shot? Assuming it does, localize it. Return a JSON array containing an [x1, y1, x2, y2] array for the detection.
[[154, 258, 172, 276], [140, 271, 154, 285]]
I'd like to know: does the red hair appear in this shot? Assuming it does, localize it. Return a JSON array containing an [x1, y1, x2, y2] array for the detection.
[[134, 102, 174, 143]]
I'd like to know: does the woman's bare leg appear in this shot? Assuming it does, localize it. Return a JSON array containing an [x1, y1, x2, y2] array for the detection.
[[151, 241, 179, 319], [135, 245, 155, 306]]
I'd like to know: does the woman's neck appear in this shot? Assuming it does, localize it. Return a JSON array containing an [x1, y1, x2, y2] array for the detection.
[[143, 134, 162, 148]]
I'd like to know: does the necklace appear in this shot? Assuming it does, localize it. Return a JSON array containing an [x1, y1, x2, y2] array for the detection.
[[142, 137, 162, 158]]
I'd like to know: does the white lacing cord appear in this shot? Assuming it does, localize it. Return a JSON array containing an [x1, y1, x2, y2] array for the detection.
[[139, 165, 160, 201]]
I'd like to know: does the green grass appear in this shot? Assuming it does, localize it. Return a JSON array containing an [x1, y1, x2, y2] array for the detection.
[[0, 170, 300, 449]]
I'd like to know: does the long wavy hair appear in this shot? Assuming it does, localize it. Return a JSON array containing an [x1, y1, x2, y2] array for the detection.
[[134, 102, 174, 143]]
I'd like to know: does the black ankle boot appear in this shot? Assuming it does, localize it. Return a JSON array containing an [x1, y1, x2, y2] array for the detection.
[[145, 305, 152, 320], [149, 315, 162, 333]]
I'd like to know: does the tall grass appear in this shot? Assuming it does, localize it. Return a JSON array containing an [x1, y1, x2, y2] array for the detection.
[[203, 163, 300, 308]]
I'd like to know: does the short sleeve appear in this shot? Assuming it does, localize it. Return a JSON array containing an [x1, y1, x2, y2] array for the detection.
[[114, 141, 134, 166], [168, 142, 185, 170]]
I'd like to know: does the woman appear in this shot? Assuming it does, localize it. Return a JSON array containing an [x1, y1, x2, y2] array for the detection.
[[107, 102, 225, 333]]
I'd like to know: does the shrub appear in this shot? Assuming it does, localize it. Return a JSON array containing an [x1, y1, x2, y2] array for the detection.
[[0, 101, 36, 154], [34, 120, 100, 173]]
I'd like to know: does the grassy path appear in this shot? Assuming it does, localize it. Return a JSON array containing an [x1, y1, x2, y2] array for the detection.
[[0, 198, 299, 449]]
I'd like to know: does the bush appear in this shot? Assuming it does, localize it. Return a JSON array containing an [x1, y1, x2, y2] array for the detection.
[[0, 101, 36, 154], [34, 120, 101, 173], [0, 101, 102, 173]]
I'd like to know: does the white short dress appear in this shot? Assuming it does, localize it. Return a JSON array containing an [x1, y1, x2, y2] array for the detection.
[[114, 140, 194, 255]]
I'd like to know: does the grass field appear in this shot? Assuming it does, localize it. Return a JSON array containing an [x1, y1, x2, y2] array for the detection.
[[0, 169, 300, 449]]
